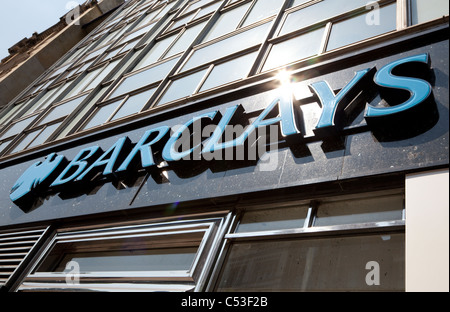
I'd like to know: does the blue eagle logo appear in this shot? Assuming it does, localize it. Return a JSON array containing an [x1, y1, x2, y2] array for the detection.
[[10, 153, 67, 210]]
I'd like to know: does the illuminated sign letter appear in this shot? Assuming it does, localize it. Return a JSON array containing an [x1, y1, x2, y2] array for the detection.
[[50, 146, 102, 187], [202, 95, 300, 153], [163, 112, 219, 162], [366, 53, 433, 120], [310, 68, 376, 135], [75, 137, 132, 181], [116, 126, 170, 172]]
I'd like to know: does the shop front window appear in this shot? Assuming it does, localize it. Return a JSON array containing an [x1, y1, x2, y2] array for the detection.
[[19, 217, 230, 292], [213, 190, 405, 292]]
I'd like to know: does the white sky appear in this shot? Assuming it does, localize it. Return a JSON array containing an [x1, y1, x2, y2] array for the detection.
[[0, 0, 86, 60]]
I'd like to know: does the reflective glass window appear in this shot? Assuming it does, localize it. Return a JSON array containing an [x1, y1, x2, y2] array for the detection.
[[314, 193, 404, 227], [199, 51, 258, 91], [326, 3, 397, 51], [109, 56, 180, 98], [279, 0, 372, 36], [164, 21, 207, 58], [262, 27, 325, 72], [157, 68, 209, 105], [183, 21, 271, 71], [37, 95, 88, 126], [216, 233, 405, 291], [410, 0, 449, 25], [202, 2, 252, 42], [82, 99, 123, 130], [236, 205, 309, 233], [241, 0, 282, 27], [111, 87, 157, 120]]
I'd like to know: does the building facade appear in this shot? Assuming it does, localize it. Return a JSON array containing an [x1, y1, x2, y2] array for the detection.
[[0, 0, 448, 292]]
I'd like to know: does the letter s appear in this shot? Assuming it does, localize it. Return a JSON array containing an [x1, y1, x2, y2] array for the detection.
[[365, 53, 438, 140]]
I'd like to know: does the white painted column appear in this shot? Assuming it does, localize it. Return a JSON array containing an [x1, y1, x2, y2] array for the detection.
[[406, 169, 449, 292]]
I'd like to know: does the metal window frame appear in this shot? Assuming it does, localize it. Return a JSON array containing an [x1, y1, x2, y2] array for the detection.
[[18, 214, 232, 292], [206, 188, 406, 291]]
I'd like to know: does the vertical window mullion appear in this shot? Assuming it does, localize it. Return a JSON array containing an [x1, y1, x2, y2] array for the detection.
[[236, 0, 257, 29], [319, 22, 332, 54], [147, 0, 228, 109], [247, 0, 292, 76], [397, 0, 409, 29], [105, 95, 130, 123], [304, 200, 318, 228], [194, 64, 215, 94]]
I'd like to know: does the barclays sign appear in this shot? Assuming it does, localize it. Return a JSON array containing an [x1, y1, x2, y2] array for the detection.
[[10, 53, 438, 210]]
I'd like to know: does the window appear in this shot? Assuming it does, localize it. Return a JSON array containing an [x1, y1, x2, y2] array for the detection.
[[4, 95, 88, 155], [80, 87, 157, 130], [262, 26, 325, 72], [326, 3, 397, 51], [213, 190, 405, 292], [202, 0, 282, 42], [410, 0, 449, 25], [19, 216, 230, 292], [260, 0, 397, 72]]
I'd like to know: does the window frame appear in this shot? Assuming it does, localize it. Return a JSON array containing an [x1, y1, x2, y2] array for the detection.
[[207, 188, 406, 291], [19, 215, 232, 292]]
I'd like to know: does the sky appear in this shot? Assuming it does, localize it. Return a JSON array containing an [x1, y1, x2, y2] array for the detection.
[[0, 0, 86, 60]]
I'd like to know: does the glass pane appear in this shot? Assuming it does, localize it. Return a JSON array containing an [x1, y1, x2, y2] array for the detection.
[[157, 68, 209, 105], [0, 115, 36, 140], [59, 88, 109, 138], [196, 1, 222, 19], [169, 13, 196, 31], [280, 0, 371, 36], [183, 21, 271, 71], [25, 88, 60, 114], [37, 231, 202, 273], [0, 140, 11, 154], [262, 26, 324, 72], [326, 3, 397, 51], [216, 233, 405, 291], [38, 240, 198, 273], [236, 205, 309, 233], [290, 0, 311, 8], [56, 248, 198, 272], [9, 130, 41, 154], [27, 123, 61, 148], [82, 100, 123, 130], [164, 21, 207, 58], [185, 0, 217, 14], [200, 51, 258, 91], [0, 102, 26, 127], [110, 57, 179, 98], [242, 0, 282, 27], [10, 122, 61, 154], [410, 0, 449, 25], [64, 70, 99, 99], [83, 60, 120, 91], [111, 88, 156, 120], [38, 95, 88, 125], [202, 2, 251, 42], [134, 36, 177, 70], [314, 193, 404, 227]]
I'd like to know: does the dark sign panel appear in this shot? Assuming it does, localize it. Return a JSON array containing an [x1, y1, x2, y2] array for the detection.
[[0, 41, 448, 227]]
